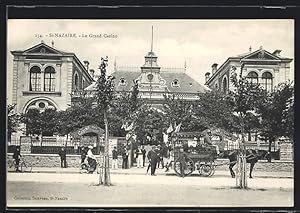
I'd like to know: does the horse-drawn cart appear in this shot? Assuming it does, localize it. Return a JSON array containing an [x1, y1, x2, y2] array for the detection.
[[170, 129, 238, 177], [173, 143, 219, 177]]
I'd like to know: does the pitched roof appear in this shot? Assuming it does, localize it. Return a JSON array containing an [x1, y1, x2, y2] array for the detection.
[[110, 70, 209, 93]]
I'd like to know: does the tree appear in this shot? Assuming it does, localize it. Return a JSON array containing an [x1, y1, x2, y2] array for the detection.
[[162, 94, 196, 131], [228, 70, 267, 189], [21, 108, 60, 136], [57, 97, 104, 136], [95, 57, 115, 186], [7, 104, 20, 141], [108, 81, 142, 137], [194, 91, 239, 133], [21, 108, 43, 136], [257, 81, 294, 162]]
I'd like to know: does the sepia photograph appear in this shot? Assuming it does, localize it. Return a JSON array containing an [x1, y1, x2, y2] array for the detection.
[[6, 19, 294, 208]]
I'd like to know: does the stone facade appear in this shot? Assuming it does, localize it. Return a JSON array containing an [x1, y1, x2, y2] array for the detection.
[[205, 47, 293, 93], [10, 41, 93, 113]]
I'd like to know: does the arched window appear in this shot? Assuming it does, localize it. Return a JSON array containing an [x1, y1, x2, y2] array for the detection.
[[262, 72, 273, 92], [29, 66, 41, 91], [222, 77, 228, 93], [74, 74, 79, 90], [246, 71, 258, 84], [44, 66, 55, 91], [82, 79, 85, 89]]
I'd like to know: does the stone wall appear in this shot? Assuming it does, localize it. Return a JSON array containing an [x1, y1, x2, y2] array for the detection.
[[6, 153, 123, 168], [6, 154, 293, 173], [214, 159, 293, 173]]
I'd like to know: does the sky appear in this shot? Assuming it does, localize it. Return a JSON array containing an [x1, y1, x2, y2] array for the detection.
[[7, 19, 294, 103]]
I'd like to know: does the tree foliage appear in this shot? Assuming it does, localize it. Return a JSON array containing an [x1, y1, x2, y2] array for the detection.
[[227, 73, 267, 137], [57, 98, 104, 136], [7, 104, 20, 139], [194, 91, 239, 133], [257, 81, 294, 142], [21, 108, 59, 136]]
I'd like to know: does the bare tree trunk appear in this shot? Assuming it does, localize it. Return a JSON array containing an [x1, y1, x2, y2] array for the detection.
[[236, 113, 247, 189], [101, 111, 111, 186]]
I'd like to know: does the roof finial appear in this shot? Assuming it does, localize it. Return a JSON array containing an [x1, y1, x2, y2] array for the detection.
[[151, 26, 153, 52], [51, 40, 54, 48], [249, 46, 252, 52], [259, 45, 263, 50], [41, 40, 44, 44], [184, 59, 187, 71]]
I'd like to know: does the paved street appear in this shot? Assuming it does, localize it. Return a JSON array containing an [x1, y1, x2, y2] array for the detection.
[[7, 171, 293, 207]]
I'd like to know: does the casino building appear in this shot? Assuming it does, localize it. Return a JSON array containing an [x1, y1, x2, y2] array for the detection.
[[10, 41, 94, 114], [83, 48, 210, 107], [204, 46, 293, 92]]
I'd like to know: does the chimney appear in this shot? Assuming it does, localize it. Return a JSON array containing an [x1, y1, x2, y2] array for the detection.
[[205, 72, 211, 83], [272, 49, 282, 57], [83, 60, 90, 71], [212, 63, 218, 74], [89, 69, 95, 79]]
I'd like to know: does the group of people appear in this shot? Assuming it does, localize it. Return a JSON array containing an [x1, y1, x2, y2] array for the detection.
[[146, 143, 174, 176]]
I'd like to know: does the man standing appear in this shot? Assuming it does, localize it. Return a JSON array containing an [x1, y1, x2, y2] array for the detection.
[[147, 146, 159, 176], [161, 143, 168, 169], [135, 145, 144, 168], [122, 148, 129, 169], [13, 147, 21, 172], [112, 146, 118, 169], [178, 147, 187, 178], [141, 146, 147, 167], [58, 147, 67, 168]]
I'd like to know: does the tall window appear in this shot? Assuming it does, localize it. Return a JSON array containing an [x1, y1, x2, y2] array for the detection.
[[29, 66, 41, 91], [222, 77, 228, 93], [44, 66, 55, 91], [262, 72, 273, 92], [74, 74, 79, 90], [246, 71, 259, 84], [82, 79, 85, 89]]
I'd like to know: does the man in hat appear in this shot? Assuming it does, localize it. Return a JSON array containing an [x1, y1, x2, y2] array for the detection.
[[204, 130, 220, 155], [147, 145, 159, 176], [112, 146, 118, 169], [13, 147, 21, 172], [122, 147, 129, 169], [81, 146, 87, 164], [87, 145, 96, 173], [135, 145, 144, 168], [58, 146, 67, 168]]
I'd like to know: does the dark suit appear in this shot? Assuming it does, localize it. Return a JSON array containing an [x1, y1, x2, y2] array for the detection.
[[147, 149, 159, 175], [58, 148, 67, 168]]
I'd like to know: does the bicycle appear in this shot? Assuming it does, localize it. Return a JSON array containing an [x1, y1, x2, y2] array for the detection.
[[7, 157, 32, 173]]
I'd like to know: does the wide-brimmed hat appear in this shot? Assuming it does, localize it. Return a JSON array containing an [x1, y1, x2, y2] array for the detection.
[[88, 145, 93, 149]]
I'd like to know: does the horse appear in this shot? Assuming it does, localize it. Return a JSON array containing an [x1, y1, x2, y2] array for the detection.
[[220, 149, 270, 179]]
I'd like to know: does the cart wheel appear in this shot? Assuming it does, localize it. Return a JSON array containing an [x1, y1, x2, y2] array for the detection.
[[200, 164, 214, 177], [174, 157, 194, 177], [20, 162, 32, 173]]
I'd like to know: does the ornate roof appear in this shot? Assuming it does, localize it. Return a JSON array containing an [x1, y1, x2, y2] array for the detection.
[[109, 70, 209, 93]]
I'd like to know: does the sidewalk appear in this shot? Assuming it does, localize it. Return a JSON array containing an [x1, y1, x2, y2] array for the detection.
[[8, 166, 294, 178]]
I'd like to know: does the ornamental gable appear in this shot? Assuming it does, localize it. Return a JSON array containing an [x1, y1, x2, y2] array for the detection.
[[24, 43, 64, 55]]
